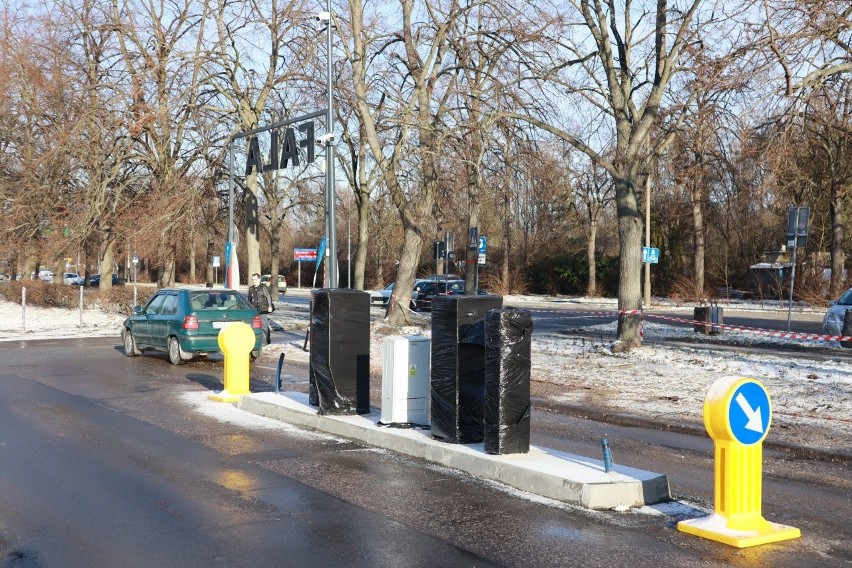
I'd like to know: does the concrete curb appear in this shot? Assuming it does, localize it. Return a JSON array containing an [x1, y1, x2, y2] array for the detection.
[[532, 398, 852, 465], [239, 391, 671, 510]]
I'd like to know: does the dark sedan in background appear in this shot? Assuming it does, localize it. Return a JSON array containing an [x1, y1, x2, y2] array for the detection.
[[122, 288, 263, 365], [413, 279, 466, 311]]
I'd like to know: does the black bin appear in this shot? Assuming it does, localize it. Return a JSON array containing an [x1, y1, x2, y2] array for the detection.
[[694, 303, 723, 335], [309, 288, 370, 414], [431, 294, 503, 443], [484, 309, 533, 455]]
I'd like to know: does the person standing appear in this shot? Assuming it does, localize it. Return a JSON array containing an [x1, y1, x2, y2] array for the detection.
[[248, 273, 274, 345]]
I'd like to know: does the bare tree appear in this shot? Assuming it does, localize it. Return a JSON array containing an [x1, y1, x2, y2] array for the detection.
[[343, 0, 475, 324], [204, 0, 313, 282], [763, 0, 852, 93], [507, 0, 712, 346], [110, 0, 212, 287], [767, 79, 852, 298], [574, 160, 614, 296]]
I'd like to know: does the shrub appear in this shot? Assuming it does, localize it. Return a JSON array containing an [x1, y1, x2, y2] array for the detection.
[[0, 281, 138, 314], [479, 267, 529, 295]]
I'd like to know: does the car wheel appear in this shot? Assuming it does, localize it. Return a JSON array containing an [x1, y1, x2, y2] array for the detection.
[[123, 329, 141, 356], [250, 349, 260, 362], [168, 337, 186, 365]]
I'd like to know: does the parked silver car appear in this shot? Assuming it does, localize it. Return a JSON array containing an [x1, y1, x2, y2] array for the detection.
[[369, 279, 430, 309], [63, 272, 85, 285], [822, 288, 852, 336]]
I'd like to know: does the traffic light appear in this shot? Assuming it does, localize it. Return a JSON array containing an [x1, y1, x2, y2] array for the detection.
[[433, 241, 446, 260]]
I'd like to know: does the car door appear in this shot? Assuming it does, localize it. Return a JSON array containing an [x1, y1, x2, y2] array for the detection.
[[149, 293, 179, 349], [135, 293, 166, 348]]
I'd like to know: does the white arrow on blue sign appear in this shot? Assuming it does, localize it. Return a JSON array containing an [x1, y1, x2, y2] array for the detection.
[[728, 381, 771, 445], [642, 247, 660, 264]]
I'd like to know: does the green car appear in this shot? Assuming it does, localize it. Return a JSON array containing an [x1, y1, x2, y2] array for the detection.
[[122, 288, 264, 365]]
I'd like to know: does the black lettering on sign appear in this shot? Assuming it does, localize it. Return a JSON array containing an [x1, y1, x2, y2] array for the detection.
[[243, 120, 317, 175]]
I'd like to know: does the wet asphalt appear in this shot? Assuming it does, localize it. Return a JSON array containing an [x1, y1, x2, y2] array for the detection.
[[0, 335, 849, 566]]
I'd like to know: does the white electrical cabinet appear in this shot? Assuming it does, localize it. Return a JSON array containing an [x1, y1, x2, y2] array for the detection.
[[381, 336, 431, 425]]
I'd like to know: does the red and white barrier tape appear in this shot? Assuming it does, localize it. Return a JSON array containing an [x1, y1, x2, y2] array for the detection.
[[375, 302, 851, 343], [523, 307, 851, 343], [641, 312, 852, 342]]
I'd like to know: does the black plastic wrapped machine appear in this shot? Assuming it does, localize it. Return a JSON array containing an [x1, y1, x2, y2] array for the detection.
[[430, 294, 504, 443], [309, 288, 370, 414], [484, 309, 533, 454]]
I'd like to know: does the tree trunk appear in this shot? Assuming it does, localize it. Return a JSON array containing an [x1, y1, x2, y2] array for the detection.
[[691, 177, 705, 299], [157, 242, 176, 288], [354, 179, 369, 290], [830, 186, 846, 298], [188, 229, 196, 284], [206, 239, 215, 286], [245, 170, 261, 281], [269, 216, 282, 296], [353, 148, 369, 291], [614, 175, 643, 347], [587, 217, 598, 296], [98, 229, 116, 291], [501, 168, 512, 291], [385, 226, 424, 323], [375, 241, 384, 288]]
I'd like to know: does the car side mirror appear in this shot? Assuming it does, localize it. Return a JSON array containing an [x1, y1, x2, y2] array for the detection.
[[829, 301, 836, 307], [133, 306, 143, 315]]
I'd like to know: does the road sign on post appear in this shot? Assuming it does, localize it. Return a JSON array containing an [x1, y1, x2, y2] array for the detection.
[[786, 206, 809, 249], [678, 376, 800, 548], [478, 236, 487, 265], [642, 247, 660, 264], [293, 248, 318, 262], [785, 206, 809, 332]]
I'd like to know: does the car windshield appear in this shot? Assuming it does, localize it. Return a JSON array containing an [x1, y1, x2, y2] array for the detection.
[[189, 292, 251, 311], [837, 290, 852, 306]]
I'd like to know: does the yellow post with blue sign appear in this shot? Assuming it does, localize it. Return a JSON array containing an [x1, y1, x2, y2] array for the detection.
[[678, 376, 801, 547], [209, 322, 256, 403]]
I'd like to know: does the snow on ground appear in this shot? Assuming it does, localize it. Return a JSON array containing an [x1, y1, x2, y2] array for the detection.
[[2, 293, 849, 453]]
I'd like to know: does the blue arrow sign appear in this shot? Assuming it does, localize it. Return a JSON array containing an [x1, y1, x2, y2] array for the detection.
[[728, 381, 771, 445]]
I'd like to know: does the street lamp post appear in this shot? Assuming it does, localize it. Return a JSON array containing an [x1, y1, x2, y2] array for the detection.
[[644, 174, 651, 307], [322, 0, 338, 289]]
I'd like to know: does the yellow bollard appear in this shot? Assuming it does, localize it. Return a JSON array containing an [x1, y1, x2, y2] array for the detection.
[[678, 376, 801, 548], [209, 322, 256, 403]]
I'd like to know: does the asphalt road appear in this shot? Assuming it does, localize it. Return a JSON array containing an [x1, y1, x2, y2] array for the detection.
[[283, 288, 828, 338], [0, 337, 849, 567]]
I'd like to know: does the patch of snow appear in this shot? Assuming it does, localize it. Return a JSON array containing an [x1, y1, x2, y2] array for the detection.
[[2, 296, 849, 453]]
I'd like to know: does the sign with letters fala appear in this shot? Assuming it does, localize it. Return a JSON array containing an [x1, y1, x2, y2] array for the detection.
[[245, 121, 316, 175]]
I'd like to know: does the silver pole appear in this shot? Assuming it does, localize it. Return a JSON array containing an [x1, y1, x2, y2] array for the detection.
[[347, 184, 351, 288], [786, 207, 800, 332], [324, 0, 338, 288], [644, 174, 651, 307], [787, 246, 797, 332], [228, 140, 234, 244]]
